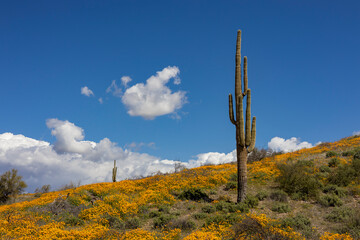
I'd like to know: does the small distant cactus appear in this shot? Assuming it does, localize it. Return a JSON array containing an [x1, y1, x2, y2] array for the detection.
[[112, 160, 117, 182], [229, 30, 256, 203]]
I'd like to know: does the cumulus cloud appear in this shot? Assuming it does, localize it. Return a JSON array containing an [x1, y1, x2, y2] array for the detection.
[[98, 98, 103, 104], [121, 76, 132, 87], [0, 120, 183, 192], [268, 137, 313, 153], [106, 80, 122, 97], [186, 150, 236, 168], [121, 66, 187, 120], [81, 86, 94, 97], [353, 131, 360, 136]]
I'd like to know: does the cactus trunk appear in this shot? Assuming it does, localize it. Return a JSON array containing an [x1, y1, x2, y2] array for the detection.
[[228, 30, 256, 203], [112, 160, 117, 183]]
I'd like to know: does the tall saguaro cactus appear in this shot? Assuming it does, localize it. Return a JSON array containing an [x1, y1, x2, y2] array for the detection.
[[112, 160, 117, 183], [229, 30, 256, 203]]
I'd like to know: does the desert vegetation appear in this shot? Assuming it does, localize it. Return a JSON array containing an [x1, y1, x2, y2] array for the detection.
[[0, 135, 359, 239]]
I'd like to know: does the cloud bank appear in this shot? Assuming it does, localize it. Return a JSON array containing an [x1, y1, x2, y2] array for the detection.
[[353, 131, 360, 136], [0, 119, 225, 193], [81, 86, 94, 97], [268, 137, 313, 153], [121, 66, 187, 119]]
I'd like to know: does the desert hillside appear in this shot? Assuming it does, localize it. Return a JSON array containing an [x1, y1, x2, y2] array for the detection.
[[1, 135, 359, 239]]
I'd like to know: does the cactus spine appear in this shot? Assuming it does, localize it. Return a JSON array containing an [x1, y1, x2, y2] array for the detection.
[[112, 160, 117, 182], [229, 30, 256, 203]]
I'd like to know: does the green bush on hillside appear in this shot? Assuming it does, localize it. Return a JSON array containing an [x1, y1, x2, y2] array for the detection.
[[318, 194, 343, 207], [328, 158, 340, 168], [0, 169, 27, 203], [326, 151, 338, 158], [178, 188, 211, 202], [276, 160, 322, 200]]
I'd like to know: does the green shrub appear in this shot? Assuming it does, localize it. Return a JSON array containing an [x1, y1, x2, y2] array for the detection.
[[319, 165, 331, 173], [201, 205, 216, 213], [0, 169, 27, 203], [328, 158, 340, 168], [158, 205, 170, 213], [280, 214, 315, 239], [255, 190, 269, 201], [276, 160, 322, 200], [125, 217, 140, 229], [167, 217, 196, 230], [148, 211, 161, 218], [103, 214, 125, 229], [178, 188, 211, 202], [328, 165, 356, 187], [318, 194, 343, 207], [323, 184, 346, 197], [192, 212, 207, 220], [224, 181, 237, 191], [153, 214, 174, 229], [270, 190, 288, 202], [228, 173, 237, 182], [244, 194, 259, 208], [326, 151, 338, 158], [338, 210, 360, 239], [271, 203, 291, 213], [325, 207, 353, 222], [204, 214, 241, 226], [342, 150, 355, 157], [63, 213, 85, 226]]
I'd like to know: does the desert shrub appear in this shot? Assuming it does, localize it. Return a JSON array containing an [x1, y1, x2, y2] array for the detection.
[[158, 205, 170, 213], [58, 181, 81, 191], [338, 210, 360, 239], [148, 211, 161, 218], [326, 151, 338, 158], [319, 165, 331, 173], [327, 165, 356, 187], [233, 216, 291, 240], [60, 212, 85, 226], [34, 184, 51, 197], [192, 212, 207, 220], [270, 190, 288, 202], [103, 214, 125, 230], [276, 160, 322, 200], [201, 204, 216, 213], [271, 203, 291, 213], [244, 194, 259, 208], [247, 147, 268, 163], [318, 194, 343, 207], [125, 217, 140, 229], [325, 207, 353, 222], [224, 181, 237, 191], [328, 158, 340, 167], [323, 184, 346, 197], [255, 190, 269, 201], [280, 214, 315, 239], [352, 154, 360, 176], [153, 214, 174, 229], [167, 217, 196, 230], [178, 188, 211, 202], [0, 169, 27, 203], [342, 150, 355, 157]]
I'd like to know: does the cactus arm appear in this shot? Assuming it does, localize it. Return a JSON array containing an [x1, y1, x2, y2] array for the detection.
[[243, 56, 248, 96], [235, 30, 242, 98], [245, 89, 251, 146], [248, 117, 256, 153], [238, 94, 245, 147], [229, 94, 236, 125]]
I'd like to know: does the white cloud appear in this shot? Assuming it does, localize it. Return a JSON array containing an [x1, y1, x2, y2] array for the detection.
[[121, 76, 132, 87], [353, 131, 360, 136], [268, 137, 313, 153], [98, 98, 103, 104], [81, 86, 94, 97], [186, 150, 236, 168], [0, 120, 180, 192], [106, 80, 122, 97], [121, 66, 187, 120]]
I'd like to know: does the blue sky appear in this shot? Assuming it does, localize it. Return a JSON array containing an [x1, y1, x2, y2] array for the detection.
[[1, 1, 359, 191]]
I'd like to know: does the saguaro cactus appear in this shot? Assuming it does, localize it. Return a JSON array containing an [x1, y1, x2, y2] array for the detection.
[[112, 160, 117, 182], [229, 30, 256, 203]]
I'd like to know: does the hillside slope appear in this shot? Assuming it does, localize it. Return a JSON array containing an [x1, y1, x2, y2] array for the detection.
[[1, 136, 359, 239]]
